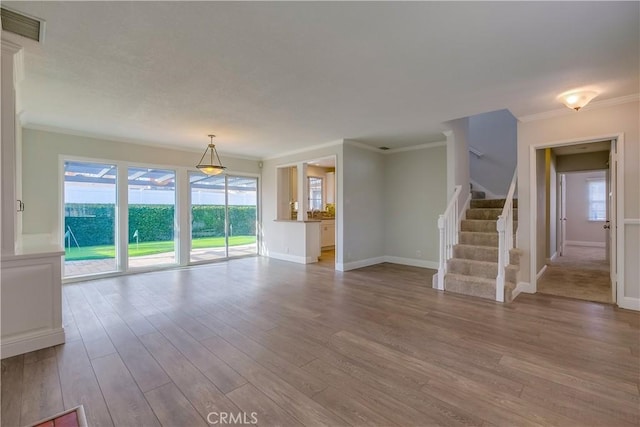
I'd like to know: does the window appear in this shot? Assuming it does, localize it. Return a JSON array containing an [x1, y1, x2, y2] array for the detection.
[[588, 179, 606, 221], [308, 176, 323, 211]]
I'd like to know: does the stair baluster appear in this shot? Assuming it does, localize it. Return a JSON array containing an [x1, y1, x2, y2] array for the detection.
[[436, 185, 462, 290], [496, 169, 518, 302]]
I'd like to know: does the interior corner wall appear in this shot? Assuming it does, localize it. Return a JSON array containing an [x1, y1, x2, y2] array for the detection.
[[468, 109, 517, 196], [518, 100, 640, 306], [383, 145, 447, 266], [21, 128, 260, 243], [445, 118, 470, 211], [341, 142, 385, 266], [548, 151, 557, 258]]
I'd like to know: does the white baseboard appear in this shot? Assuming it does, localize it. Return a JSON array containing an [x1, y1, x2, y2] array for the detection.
[[384, 256, 438, 269], [513, 281, 535, 300], [1, 327, 65, 359], [536, 265, 547, 280], [546, 252, 558, 263], [565, 240, 606, 248], [336, 256, 386, 272], [618, 296, 640, 311], [268, 252, 318, 264]]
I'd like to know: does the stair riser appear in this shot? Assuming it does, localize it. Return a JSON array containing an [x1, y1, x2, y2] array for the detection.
[[453, 245, 498, 262], [459, 232, 498, 247], [448, 259, 498, 280], [466, 209, 518, 221], [506, 266, 518, 283], [444, 276, 495, 301], [470, 199, 519, 209], [461, 220, 497, 232]]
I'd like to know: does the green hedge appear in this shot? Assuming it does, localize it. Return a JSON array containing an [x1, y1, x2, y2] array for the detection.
[[65, 204, 256, 246]]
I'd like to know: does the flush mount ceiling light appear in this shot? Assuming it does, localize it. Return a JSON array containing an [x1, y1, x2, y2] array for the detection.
[[196, 134, 226, 175], [558, 90, 599, 111]]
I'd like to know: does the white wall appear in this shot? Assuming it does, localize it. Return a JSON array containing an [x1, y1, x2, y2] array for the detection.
[[468, 109, 518, 196], [565, 171, 606, 245], [21, 128, 260, 242], [384, 145, 446, 267], [518, 100, 640, 308]]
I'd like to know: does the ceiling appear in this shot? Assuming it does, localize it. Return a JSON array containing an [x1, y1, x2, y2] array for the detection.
[[552, 140, 611, 156], [3, 2, 639, 159]]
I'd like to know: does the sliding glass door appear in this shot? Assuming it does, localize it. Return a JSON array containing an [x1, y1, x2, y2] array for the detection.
[[227, 176, 258, 258], [190, 173, 258, 262], [63, 161, 118, 277], [128, 167, 177, 269], [190, 173, 227, 262]]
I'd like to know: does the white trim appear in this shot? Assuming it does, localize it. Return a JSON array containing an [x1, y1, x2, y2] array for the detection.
[[1, 327, 65, 359], [565, 240, 606, 248], [624, 218, 640, 225], [529, 133, 625, 305], [263, 139, 344, 160], [268, 252, 318, 264], [514, 281, 535, 297], [384, 256, 438, 269], [546, 252, 558, 263], [336, 256, 386, 272], [518, 94, 640, 123], [24, 124, 262, 160], [384, 140, 446, 154], [343, 139, 383, 153], [618, 297, 640, 311], [536, 264, 547, 280]]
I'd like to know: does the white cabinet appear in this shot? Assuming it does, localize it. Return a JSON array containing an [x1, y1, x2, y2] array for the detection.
[[1, 250, 65, 358], [321, 219, 335, 248]]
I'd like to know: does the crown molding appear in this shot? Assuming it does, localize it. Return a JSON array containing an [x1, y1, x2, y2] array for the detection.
[[384, 140, 446, 154], [262, 139, 344, 161], [518, 93, 640, 123], [22, 123, 262, 161]]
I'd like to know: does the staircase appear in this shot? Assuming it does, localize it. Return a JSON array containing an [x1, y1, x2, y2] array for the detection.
[[444, 198, 521, 302]]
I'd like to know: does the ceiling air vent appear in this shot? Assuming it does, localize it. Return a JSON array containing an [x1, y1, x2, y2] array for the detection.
[[1, 7, 44, 42]]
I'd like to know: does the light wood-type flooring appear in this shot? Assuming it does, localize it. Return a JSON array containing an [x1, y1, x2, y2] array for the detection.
[[2, 256, 639, 426]]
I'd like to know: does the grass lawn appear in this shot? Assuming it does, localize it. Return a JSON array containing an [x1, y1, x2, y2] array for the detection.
[[65, 235, 256, 261]]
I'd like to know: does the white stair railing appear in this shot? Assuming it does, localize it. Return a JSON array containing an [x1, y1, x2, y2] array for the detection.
[[436, 185, 462, 290], [496, 169, 517, 302]]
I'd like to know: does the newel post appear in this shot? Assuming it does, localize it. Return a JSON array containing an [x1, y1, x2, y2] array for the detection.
[[437, 214, 445, 290]]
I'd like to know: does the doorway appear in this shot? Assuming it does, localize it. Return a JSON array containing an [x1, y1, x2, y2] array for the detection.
[[531, 137, 622, 305]]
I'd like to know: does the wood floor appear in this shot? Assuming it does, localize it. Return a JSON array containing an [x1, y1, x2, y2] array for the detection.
[[2, 256, 639, 427]]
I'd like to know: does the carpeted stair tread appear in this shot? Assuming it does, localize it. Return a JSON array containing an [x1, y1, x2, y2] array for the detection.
[[466, 208, 519, 221], [470, 198, 519, 209], [444, 273, 516, 302], [459, 231, 499, 247], [461, 219, 497, 232], [448, 258, 498, 280], [454, 244, 499, 262]]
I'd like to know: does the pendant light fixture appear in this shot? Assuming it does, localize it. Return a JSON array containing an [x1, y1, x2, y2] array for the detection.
[[196, 134, 226, 175], [558, 90, 599, 111]]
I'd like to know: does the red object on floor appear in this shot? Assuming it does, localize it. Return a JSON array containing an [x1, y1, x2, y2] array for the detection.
[[54, 411, 79, 427], [34, 421, 54, 427]]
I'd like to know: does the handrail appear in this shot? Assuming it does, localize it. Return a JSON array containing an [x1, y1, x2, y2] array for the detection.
[[469, 146, 484, 158], [495, 168, 517, 302], [436, 185, 462, 290]]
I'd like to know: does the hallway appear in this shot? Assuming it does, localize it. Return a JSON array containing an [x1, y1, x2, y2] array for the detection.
[[537, 245, 611, 303]]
